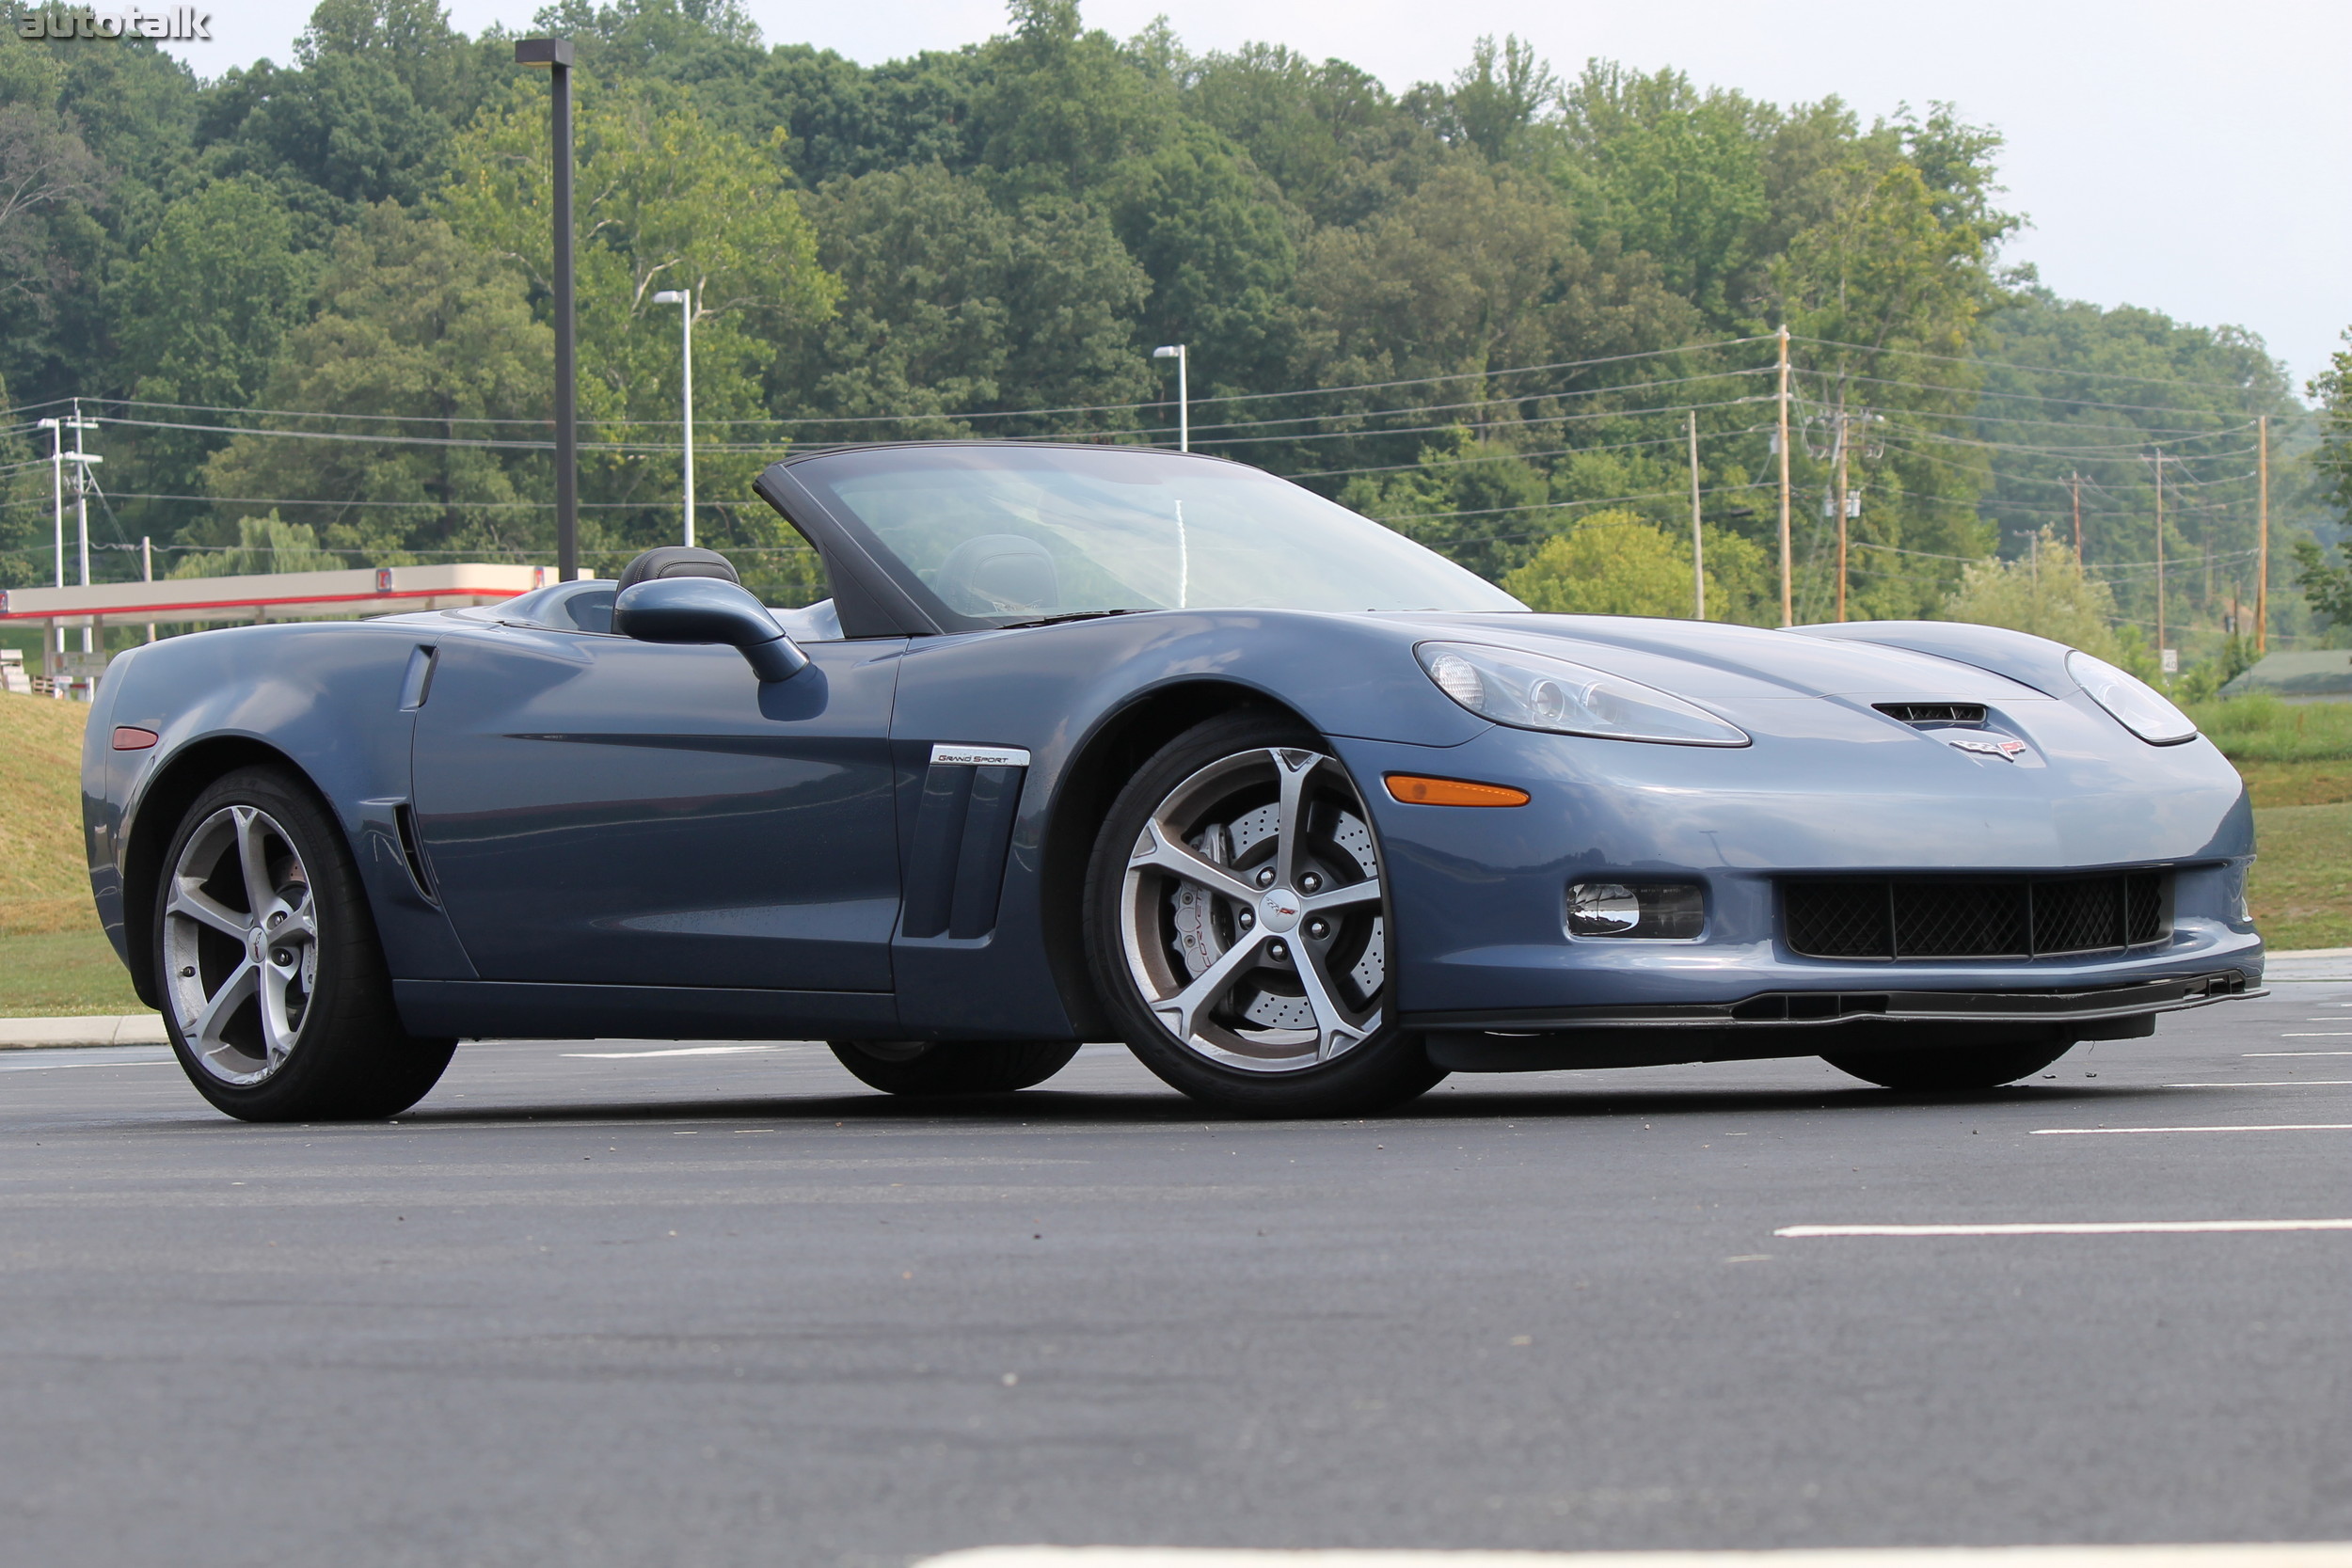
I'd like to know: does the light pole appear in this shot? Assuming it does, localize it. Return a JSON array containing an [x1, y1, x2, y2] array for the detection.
[[37, 407, 99, 683], [651, 289, 694, 547], [516, 37, 580, 580], [1152, 343, 1188, 451]]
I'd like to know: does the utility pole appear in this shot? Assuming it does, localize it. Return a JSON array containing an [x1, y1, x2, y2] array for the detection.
[[2152, 451, 2167, 661], [37, 416, 61, 667], [651, 289, 695, 547], [1687, 409, 1704, 621], [1833, 404, 1851, 622], [142, 535, 154, 644], [1775, 325, 1791, 626], [2070, 471, 2083, 565], [2257, 414, 2269, 656], [516, 38, 580, 580], [1153, 344, 1189, 451]]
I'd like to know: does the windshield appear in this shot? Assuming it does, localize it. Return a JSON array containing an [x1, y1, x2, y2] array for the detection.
[[786, 444, 1522, 629]]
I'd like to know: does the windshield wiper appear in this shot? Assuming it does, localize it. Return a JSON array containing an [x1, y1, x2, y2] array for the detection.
[[998, 609, 1153, 629]]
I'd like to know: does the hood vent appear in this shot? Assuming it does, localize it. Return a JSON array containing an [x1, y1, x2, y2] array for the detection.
[[1876, 703, 1986, 728]]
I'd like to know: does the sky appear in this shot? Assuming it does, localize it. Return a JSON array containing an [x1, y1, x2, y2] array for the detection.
[[171, 0, 2351, 394]]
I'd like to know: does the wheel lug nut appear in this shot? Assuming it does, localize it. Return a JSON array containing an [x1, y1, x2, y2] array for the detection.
[[1307, 918, 1329, 940], [1238, 911, 1253, 928], [1256, 866, 1275, 887], [1300, 872, 1321, 892], [1268, 941, 1288, 961], [272, 950, 291, 966]]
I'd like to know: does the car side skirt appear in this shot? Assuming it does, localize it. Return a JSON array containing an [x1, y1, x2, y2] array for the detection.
[[391, 980, 897, 1043]]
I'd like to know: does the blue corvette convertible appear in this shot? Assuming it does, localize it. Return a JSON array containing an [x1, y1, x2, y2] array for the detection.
[[80, 442, 2262, 1120]]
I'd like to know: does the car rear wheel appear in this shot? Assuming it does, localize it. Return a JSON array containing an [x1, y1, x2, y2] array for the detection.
[[828, 1039, 1082, 1095], [1083, 711, 1444, 1117], [1821, 1039, 2074, 1091], [155, 766, 455, 1121]]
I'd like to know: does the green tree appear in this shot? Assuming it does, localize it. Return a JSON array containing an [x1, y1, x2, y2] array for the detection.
[[785, 162, 1151, 436], [1941, 528, 2122, 659], [167, 512, 342, 577], [107, 177, 314, 542], [202, 202, 551, 561], [442, 79, 839, 560], [1502, 509, 1769, 621]]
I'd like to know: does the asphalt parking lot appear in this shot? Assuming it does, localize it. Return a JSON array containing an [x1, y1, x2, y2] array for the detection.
[[3, 987, 2348, 1568]]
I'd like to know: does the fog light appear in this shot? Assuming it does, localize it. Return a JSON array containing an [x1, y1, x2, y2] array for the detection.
[[1565, 881, 1705, 940]]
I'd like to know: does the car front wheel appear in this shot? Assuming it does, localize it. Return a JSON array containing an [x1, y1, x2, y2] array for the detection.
[[1082, 711, 1444, 1117], [155, 766, 455, 1121]]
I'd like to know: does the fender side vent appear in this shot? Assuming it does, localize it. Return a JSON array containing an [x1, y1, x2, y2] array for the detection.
[[393, 802, 439, 905], [901, 760, 1026, 941], [1875, 703, 1986, 727]]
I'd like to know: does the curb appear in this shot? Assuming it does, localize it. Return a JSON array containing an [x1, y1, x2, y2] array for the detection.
[[0, 1014, 169, 1049]]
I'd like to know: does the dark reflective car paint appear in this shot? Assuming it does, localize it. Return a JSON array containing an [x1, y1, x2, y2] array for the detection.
[[409, 626, 904, 993]]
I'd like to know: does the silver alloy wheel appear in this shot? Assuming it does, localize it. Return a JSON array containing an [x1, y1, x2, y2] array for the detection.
[[1119, 747, 1387, 1073], [162, 804, 321, 1087]]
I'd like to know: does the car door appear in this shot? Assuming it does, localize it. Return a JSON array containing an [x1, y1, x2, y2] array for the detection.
[[408, 623, 906, 993]]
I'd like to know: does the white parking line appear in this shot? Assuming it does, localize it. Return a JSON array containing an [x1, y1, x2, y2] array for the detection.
[[2032, 1125, 2352, 1135], [1775, 1220, 2352, 1237], [2246, 1052, 2352, 1057], [917, 1543, 2352, 1568], [2280, 1032, 2352, 1037], [2167, 1081, 2352, 1088], [561, 1045, 787, 1060]]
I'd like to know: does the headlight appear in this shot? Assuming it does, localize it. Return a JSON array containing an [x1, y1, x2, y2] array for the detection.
[[1416, 641, 1750, 747], [2066, 650, 2197, 744]]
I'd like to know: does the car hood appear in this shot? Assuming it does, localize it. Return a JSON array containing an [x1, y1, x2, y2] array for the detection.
[[1388, 611, 2055, 705]]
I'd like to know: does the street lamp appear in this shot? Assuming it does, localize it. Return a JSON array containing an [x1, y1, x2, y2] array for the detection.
[[1152, 344, 1188, 452], [650, 289, 694, 548], [516, 37, 580, 580]]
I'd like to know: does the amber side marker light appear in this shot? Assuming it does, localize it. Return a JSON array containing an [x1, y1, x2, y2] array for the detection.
[[1384, 773, 1529, 807], [111, 727, 159, 751]]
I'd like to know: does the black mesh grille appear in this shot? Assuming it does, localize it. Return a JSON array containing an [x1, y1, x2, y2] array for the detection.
[[1893, 879, 2029, 958], [1784, 873, 2168, 959], [1784, 880, 1894, 959]]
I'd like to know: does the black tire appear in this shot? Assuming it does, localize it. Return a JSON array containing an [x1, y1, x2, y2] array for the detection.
[[152, 766, 456, 1121], [1081, 710, 1444, 1117], [1821, 1039, 2074, 1091], [828, 1038, 1082, 1096]]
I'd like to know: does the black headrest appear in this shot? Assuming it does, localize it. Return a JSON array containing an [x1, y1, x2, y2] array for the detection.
[[616, 546, 740, 593]]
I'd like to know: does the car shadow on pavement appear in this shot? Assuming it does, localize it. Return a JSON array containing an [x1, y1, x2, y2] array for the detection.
[[394, 1081, 2173, 1129]]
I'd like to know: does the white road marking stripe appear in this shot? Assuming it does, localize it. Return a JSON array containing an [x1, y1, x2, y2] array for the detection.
[[2246, 1051, 2352, 1057], [918, 1544, 2352, 1568], [2032, 1125, 2352, 1135], [0, 1056, 173, 1072], [2280, 1032, 2352, 1037], [2168, 1080, 2352, 1088], [562, 1045, 787, 1059], [1775, 1220, 2352, 1237]]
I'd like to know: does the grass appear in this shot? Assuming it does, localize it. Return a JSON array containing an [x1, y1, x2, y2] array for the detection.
[[0, 928, 146, 1018], [0, 691, 148, 1016], [0, 690, 97, 937], [2247, 803, 2352, 952]]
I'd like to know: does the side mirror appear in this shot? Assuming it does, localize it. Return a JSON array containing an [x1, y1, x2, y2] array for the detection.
[[612, 577, 810, 683]]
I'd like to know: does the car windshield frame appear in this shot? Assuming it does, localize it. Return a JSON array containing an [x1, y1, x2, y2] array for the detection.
[[775, 443, 1523, 634]]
